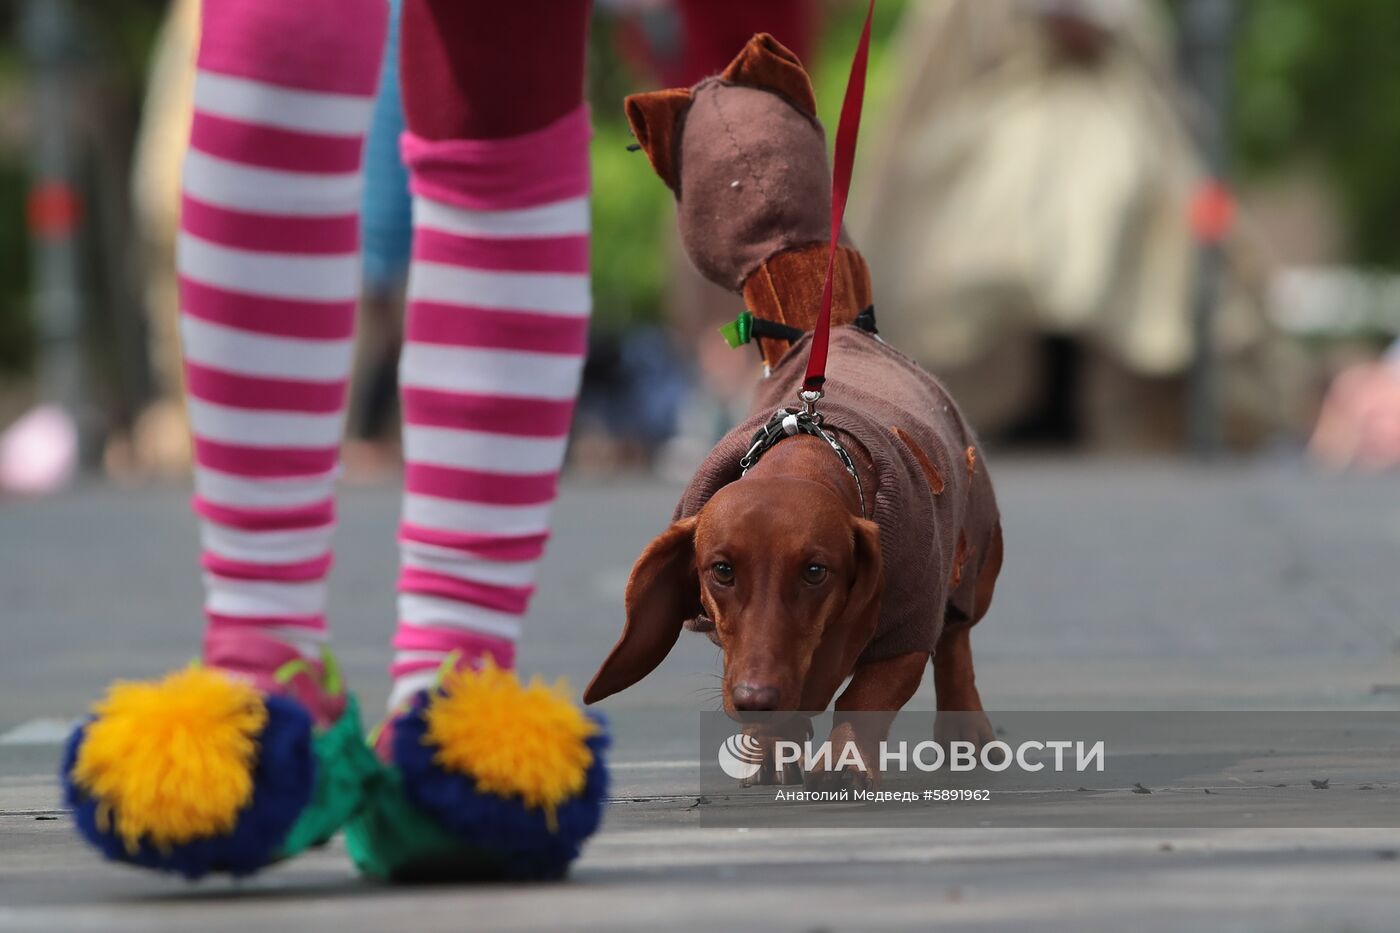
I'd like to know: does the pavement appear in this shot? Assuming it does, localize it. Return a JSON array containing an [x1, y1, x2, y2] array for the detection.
[[2, 459, 1399, 931]]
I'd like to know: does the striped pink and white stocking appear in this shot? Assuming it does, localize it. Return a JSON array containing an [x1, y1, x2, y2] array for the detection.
[[180, 0, 385, 717], [388, 107, 591, 708]]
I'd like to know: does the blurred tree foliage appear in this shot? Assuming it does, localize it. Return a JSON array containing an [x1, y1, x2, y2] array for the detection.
[[0, 0, 163, 377], [1233, 0, 1400, 269], [0, 17, 34, 374], [0, 161, 33, 372]]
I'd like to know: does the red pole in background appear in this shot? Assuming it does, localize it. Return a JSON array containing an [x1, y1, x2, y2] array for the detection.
[[1181, 0, 1234, 459]]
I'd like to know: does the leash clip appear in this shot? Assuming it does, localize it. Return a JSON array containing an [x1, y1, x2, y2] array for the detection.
[[798, 388, 824, 421]]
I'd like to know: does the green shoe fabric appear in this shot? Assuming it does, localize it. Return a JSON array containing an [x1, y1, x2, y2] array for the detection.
[[344, 764, 508, 882], [276, 695, 382, 859]]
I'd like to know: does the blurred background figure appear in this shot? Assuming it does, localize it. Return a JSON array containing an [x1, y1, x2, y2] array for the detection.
[[342, 0, 410, 480], [853, 0, 1285, 452]]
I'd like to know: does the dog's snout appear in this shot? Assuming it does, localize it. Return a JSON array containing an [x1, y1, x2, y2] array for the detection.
[[731, 682, 781, 711]]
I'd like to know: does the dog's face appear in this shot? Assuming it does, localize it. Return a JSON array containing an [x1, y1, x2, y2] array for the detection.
[[583, 476, 882, 717]]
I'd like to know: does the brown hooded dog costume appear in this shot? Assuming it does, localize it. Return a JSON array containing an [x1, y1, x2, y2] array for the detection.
[[586, 34, 1003, 782]]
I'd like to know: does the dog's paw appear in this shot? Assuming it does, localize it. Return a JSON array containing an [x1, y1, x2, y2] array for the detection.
[[739, 725, 806, 787], [802, 723, 878, 793], [934, 710, 996, 751]]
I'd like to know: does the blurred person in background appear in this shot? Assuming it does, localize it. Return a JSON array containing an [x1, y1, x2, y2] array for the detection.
[[853, 0, 1297, 452], [343, 0, 412, 480]]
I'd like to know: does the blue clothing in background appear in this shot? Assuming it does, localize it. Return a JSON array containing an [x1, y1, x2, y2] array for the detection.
[[360, 0, 412, 294]]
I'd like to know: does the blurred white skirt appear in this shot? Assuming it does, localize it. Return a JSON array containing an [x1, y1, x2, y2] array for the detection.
[[854, 0, 1271, 381]]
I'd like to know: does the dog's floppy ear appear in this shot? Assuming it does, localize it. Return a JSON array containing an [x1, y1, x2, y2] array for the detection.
[[624, 88, 692, 192], [719, 32, 817, 119], [843, 518, 884, 643], [584, 516, 700, 704]]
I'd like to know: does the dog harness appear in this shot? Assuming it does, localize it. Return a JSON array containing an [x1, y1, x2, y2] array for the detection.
[[738, 403, 866, 518]]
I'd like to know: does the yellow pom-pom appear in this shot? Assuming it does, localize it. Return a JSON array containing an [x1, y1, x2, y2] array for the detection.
[[72, 668, 267, 853], [422, 662, 599, 824]]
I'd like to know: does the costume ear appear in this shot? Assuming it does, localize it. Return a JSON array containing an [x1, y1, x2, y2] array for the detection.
[[623, 88, 693, 191], [844, 518, 884, 643], [583, 516, 700, 704], [719, 32, 817, 119]]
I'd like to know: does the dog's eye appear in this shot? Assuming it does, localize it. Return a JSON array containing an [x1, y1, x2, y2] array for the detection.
[[802, 563, 828, 585], [711, 561, 735, 585]]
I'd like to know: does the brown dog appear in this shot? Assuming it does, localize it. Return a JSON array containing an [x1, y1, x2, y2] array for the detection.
[[584, 35, 1003, 788]]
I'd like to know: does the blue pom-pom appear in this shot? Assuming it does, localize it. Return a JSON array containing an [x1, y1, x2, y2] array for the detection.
[[392, 690, 609, 881], [62, 694, 315, 879]]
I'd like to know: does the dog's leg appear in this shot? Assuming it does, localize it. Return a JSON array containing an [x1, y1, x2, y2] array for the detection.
[[933, 625, 996, 748], [805, 651, 927, 791]]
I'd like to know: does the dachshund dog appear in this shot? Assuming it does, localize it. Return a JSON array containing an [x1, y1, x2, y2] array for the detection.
[[583, 35, 1003, 789]]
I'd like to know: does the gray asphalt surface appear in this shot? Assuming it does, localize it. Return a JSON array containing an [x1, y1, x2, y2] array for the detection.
[[2, 459, 1399, 931]]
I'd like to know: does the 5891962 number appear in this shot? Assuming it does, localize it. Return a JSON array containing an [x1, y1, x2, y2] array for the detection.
[[927, 789, 990, 801]]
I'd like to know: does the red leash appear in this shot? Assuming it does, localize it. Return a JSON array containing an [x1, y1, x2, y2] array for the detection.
[[801, 0, 876, 398]]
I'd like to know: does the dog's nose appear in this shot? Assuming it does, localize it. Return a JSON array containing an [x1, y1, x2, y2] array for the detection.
[[731, 683, 781, 711]]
